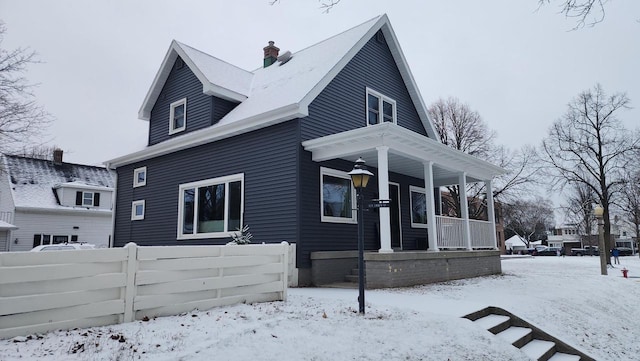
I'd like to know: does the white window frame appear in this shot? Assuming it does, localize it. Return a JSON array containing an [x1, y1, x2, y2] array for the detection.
[[366, 87, 397, 126], [133, 167, 147, 187], [169, 98, 187, 135], [177, 173, 244, 240], [409, 185, 429, 229], [320, 167, 357, 224], [83, 191, 95, 206], [131, 200, 145, 220]]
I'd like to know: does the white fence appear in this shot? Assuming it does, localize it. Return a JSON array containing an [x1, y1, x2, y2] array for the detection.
[[435, 216, 496, 250], [0, 242, 289, 339]]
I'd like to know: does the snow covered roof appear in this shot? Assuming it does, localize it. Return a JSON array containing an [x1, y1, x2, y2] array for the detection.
[[109, 14, 436, 168], [2, 155, 115, 210], [505, 235, 528, 248], [0, 220, 18, 230]]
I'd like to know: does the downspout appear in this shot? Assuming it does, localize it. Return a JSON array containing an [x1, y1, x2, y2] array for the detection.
[[106, 163, 117, 249]]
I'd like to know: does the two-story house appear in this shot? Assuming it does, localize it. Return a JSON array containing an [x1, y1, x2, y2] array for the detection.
[[0, 150, 115, 252], [106, 15, 505, 287]]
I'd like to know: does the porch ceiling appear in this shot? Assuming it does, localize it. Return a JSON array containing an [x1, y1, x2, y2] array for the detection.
[[301, 123, 506, 186]]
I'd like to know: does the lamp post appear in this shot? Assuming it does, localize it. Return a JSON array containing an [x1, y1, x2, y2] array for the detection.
[[348, 158, 373, 314], [594, 205, 608, 276]]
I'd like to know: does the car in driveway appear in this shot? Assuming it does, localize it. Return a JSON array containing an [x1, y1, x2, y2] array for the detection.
[[536, 247, 562, 256], [613, 247, 634, 256], [30, 243, 96, 252]]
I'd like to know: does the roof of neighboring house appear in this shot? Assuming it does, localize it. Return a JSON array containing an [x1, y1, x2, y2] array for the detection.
[[505, 235, 528, 248], [109, 14, 436, 168], [2, 154, 115, 211]]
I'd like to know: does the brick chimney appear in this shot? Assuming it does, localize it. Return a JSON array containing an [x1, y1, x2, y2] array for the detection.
[[53, 148, 63, 165], [263, 41, 279, 68]]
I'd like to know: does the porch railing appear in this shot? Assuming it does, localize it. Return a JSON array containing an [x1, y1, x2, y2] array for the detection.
[[435, 216, 466, 249], [435, 216, 495, 250], [469, 219, 495, 249]]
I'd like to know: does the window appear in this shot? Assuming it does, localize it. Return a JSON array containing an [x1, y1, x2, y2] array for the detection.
[[169, 98, 187, 134], [320, 167, 356, 224], [131, 200, 145, 220], [410, 186, 428, 228], [178, 174, 244, 239], [76, 191, 100, 207], [366, 88, 396, 126], [133, 167, 147, 187], [53, 235, 69, 244]]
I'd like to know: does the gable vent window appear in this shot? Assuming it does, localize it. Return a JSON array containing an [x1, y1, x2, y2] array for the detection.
[[169, 98, 187, 134], [366, 88, 396, 126], [76, 191, 100, 207]]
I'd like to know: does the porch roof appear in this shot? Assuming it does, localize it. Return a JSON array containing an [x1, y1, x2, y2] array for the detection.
[[301, 123, 506, 186]]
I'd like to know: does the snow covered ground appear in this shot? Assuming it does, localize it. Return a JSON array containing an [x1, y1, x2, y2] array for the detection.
[[2, 255, 639, 361]]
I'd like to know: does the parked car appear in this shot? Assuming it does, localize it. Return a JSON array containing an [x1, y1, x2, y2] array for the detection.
[[570, 246, 599, 256], [613, 247, 634, 256], [30, 243, 96, 252], [536, 247, 562, 256]]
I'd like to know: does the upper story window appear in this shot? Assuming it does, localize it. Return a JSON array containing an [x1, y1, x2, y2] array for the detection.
[[410, 186, 428, 228], [320, 167, 356, 224], [178, 174, 244, 239], [133, 167, 147, 187], [366, 88, 396, 126], [169, 98, 187, 134], [76, 191, 100, 207]]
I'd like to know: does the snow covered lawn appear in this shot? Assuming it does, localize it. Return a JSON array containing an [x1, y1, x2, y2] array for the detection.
[[2, 256, 638, 360]]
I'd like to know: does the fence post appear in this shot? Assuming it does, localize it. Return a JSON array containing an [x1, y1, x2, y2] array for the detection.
[[281, 241, 289, 301], [123, 242, 138, 323]]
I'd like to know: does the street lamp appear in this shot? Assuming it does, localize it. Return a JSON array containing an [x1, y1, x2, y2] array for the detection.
[[348, 158, 374, 314], [594, 205, 607, 275]]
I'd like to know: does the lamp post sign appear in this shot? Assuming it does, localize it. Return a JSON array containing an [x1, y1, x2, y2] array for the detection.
[[348, 158, 374, 315], [368, 199, 390, 209]]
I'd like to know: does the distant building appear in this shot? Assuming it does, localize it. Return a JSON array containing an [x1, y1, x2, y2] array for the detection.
[[0, 150, 115, 252]]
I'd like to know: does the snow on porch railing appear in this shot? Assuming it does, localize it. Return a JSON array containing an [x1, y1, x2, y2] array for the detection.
[[435, 216, 466, 249], [469, 219, 495, 249]]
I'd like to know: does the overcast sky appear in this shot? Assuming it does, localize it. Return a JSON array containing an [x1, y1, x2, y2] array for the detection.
[[1, 0, 638, 167]]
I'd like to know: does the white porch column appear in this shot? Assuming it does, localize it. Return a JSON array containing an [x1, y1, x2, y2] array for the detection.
[[485, 179, 498, 250], [376, 146, 393, 253], [424, 161, 439, 252], [458, 172, 472, 250]]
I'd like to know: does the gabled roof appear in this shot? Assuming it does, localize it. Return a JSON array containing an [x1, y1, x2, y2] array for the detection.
[[2, 155, 115, 210], [111, 14, 437, 168]]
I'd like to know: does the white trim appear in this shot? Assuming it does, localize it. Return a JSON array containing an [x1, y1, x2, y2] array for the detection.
[[131, 200, 145, 221], [133, 167, 147, 188], [409, 185, 429, 229], [366, 87, 397, 126], [320, 167, 357, 224], [177, 173, 244, 240], [388, 181, 403, 249], [169, 98, 187, 135], [82, 191, 95, 207]]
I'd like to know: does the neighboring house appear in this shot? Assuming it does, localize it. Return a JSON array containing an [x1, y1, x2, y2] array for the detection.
[[547, 224, 583, 253], [505, 235, 528, 253], [0, 150, 115, 252], [106, 15, 505, 287]]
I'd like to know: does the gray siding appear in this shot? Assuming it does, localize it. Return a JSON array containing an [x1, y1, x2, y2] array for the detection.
[[301, 31, 427, 141], [115, 121, 299, 248], [148, 57, 238, 146], [298, 148, 431, 268]]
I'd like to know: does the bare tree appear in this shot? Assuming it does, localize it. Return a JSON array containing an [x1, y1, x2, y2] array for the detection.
[[620, 169, 640, 254], [541, 84, 640, 264], [269, 0, 341, 13], [0, 22, 51, 152], [428, 97, 538, 219], [538, 0, 607, 29], [563, 183, 598, 247], [10, 144, 60, 161], [502, 197, 555, 247]]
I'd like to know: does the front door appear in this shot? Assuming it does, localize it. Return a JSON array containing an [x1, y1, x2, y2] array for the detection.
[[389, 183, 402, 249]]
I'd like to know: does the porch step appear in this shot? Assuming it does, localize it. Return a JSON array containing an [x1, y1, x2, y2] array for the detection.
[[463, 306, 594, 361]]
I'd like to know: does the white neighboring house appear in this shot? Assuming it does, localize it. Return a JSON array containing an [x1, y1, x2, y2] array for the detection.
[[505, 235, 528, 252], [0, 150, 115, 252]]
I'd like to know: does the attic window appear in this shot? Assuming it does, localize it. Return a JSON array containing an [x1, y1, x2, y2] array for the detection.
[[133, 167, 147, 187], [366, 88, 396, 126], [76, 191, 100, 207], [169, 98, 187, 134]]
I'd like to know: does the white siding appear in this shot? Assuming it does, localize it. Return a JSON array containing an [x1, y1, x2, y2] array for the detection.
[[0, 231, 7, 252], [11, 211, 112, 252], [56, 187, 114, 210]]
